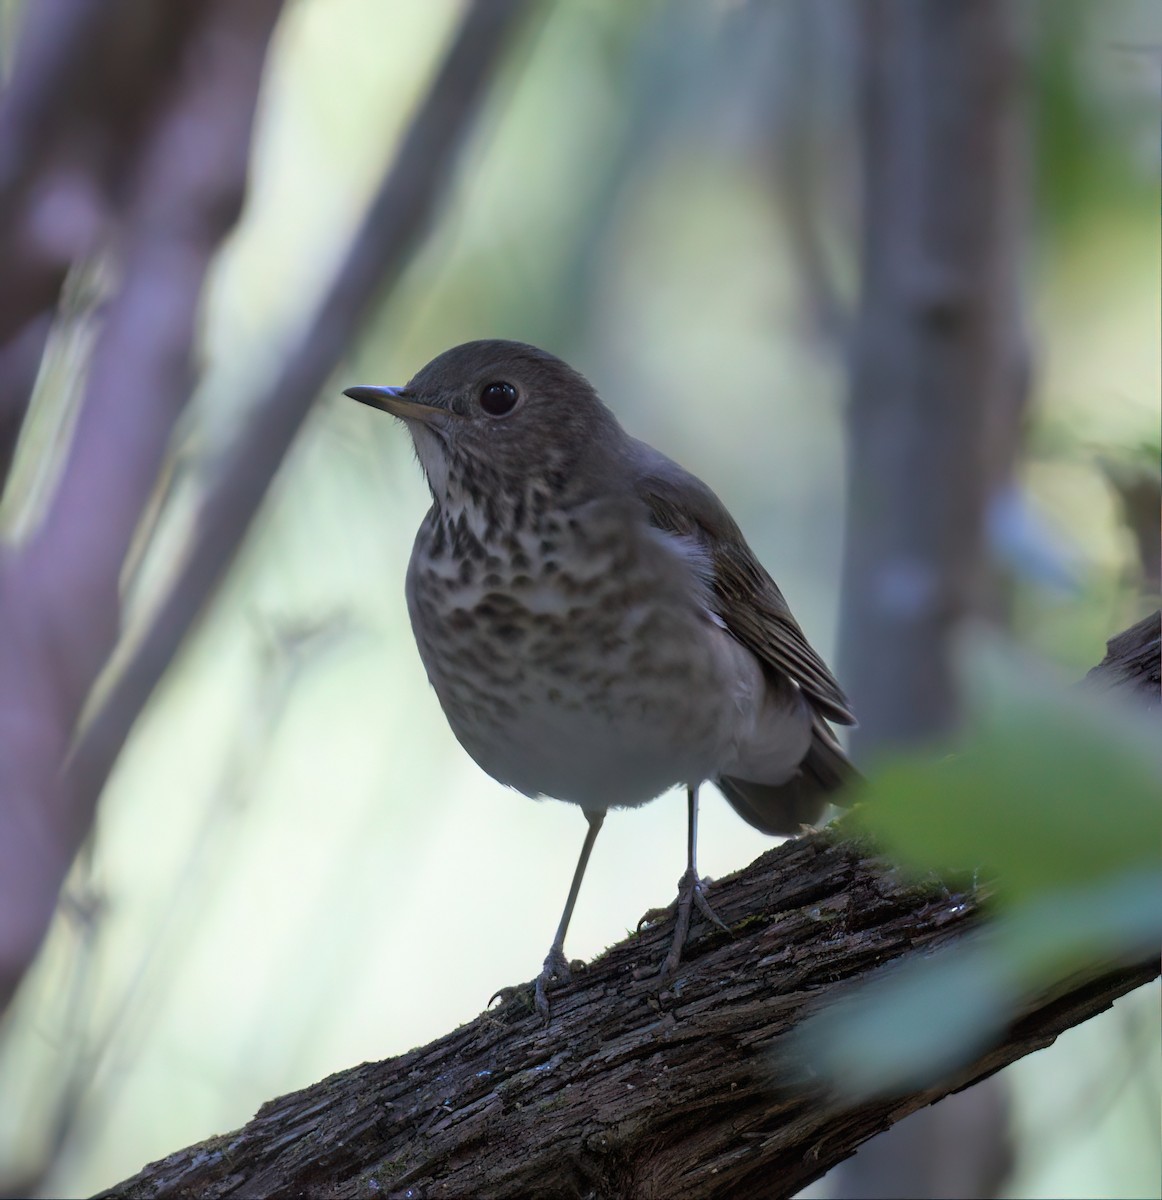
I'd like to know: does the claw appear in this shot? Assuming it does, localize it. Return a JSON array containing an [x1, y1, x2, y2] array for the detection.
[[691, 879, 730, 935], [534, 944, 572, 1023], [636, 903, 672, 933], [488, 944, 575, 1021], [488, 984, 520, 1008], [658, 868, 731, 983]]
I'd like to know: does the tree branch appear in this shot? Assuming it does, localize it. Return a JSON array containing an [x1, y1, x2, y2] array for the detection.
[[830, 6, 1031, 1192], [0, 1, 206, 333], [0, 0, 282, 1014], [0, 0, 107, 230], [98, 614, 1160, 1200]]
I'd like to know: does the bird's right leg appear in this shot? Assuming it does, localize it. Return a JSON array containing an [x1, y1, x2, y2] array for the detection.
[[532, 808, 605, 1022], [635, 785, 730, 982]]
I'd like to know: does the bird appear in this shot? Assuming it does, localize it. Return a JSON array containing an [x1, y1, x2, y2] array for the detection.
[[344, 340, 855, 1019]]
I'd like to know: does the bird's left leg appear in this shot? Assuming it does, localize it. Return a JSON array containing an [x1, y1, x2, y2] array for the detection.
[[639, 785, 730, 981]]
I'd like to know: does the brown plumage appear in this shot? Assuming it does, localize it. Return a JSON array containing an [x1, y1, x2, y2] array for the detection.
[[634, 450, 857, 834]]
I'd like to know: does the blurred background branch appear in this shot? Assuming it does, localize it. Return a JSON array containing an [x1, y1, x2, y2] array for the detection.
[[0, 0, 206, 470], [838, 0, 1029, 748], [0, 0, 283, 1015]]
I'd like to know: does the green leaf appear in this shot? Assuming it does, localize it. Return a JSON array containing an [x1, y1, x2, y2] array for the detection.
[[852, 643, 1161, 901], [795, 869, 1162, 1099]]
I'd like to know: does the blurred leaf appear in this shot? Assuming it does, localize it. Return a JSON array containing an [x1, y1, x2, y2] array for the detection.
[[812, 632, 1160, 1099], [1034, 0, 1160, 232], [798, 868, 1162, 1099], [853, 645, 1162, 901], [997, 867, 1162, 984], [799, 934, 1013, 1098]]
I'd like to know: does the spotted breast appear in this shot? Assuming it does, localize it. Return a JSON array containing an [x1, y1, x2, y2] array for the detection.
[[404, 480, 797, 812]]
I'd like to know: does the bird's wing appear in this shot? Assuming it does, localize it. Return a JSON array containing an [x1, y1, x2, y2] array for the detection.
[[632, 443, 856, 726]]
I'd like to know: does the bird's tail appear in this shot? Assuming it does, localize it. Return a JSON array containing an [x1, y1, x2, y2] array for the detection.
[[716, 718, 858, 836]]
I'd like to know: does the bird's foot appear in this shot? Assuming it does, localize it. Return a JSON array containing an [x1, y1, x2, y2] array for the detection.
[[534, 944, 572, 1023], [635, 868, 730, 983], [487, 945, 574, 1023]]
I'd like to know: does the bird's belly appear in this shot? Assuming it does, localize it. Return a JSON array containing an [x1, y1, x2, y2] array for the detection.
[[409, 570, 745, 810]]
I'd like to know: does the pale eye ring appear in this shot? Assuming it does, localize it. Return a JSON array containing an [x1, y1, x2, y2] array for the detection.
[[479, 380, 519, 417]]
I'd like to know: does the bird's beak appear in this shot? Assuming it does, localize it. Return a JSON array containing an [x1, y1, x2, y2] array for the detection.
[[343, 385, 447, 423]]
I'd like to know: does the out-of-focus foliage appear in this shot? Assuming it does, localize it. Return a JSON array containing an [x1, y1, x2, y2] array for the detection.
[[799, 643, 1161, 1096], [1035, 0, 1159, 231], [860, 649, 1160, 899]]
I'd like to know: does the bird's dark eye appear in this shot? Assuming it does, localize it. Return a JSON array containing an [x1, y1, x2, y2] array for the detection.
[[479, 380, 519, 417]]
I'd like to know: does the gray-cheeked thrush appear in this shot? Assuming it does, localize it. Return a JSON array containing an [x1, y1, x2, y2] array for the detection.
[[345, 340, 855, 1019]]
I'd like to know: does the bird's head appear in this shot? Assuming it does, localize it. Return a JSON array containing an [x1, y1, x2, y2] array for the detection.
[[344, 340, 622, 507]]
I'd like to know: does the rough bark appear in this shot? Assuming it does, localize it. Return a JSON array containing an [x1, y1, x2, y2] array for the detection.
[[98, 614, 1160, 1200], [1084, 612, 1162, 709]]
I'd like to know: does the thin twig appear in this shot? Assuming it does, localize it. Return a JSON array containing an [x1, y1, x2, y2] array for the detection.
[[0, 312, 51, 494]]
